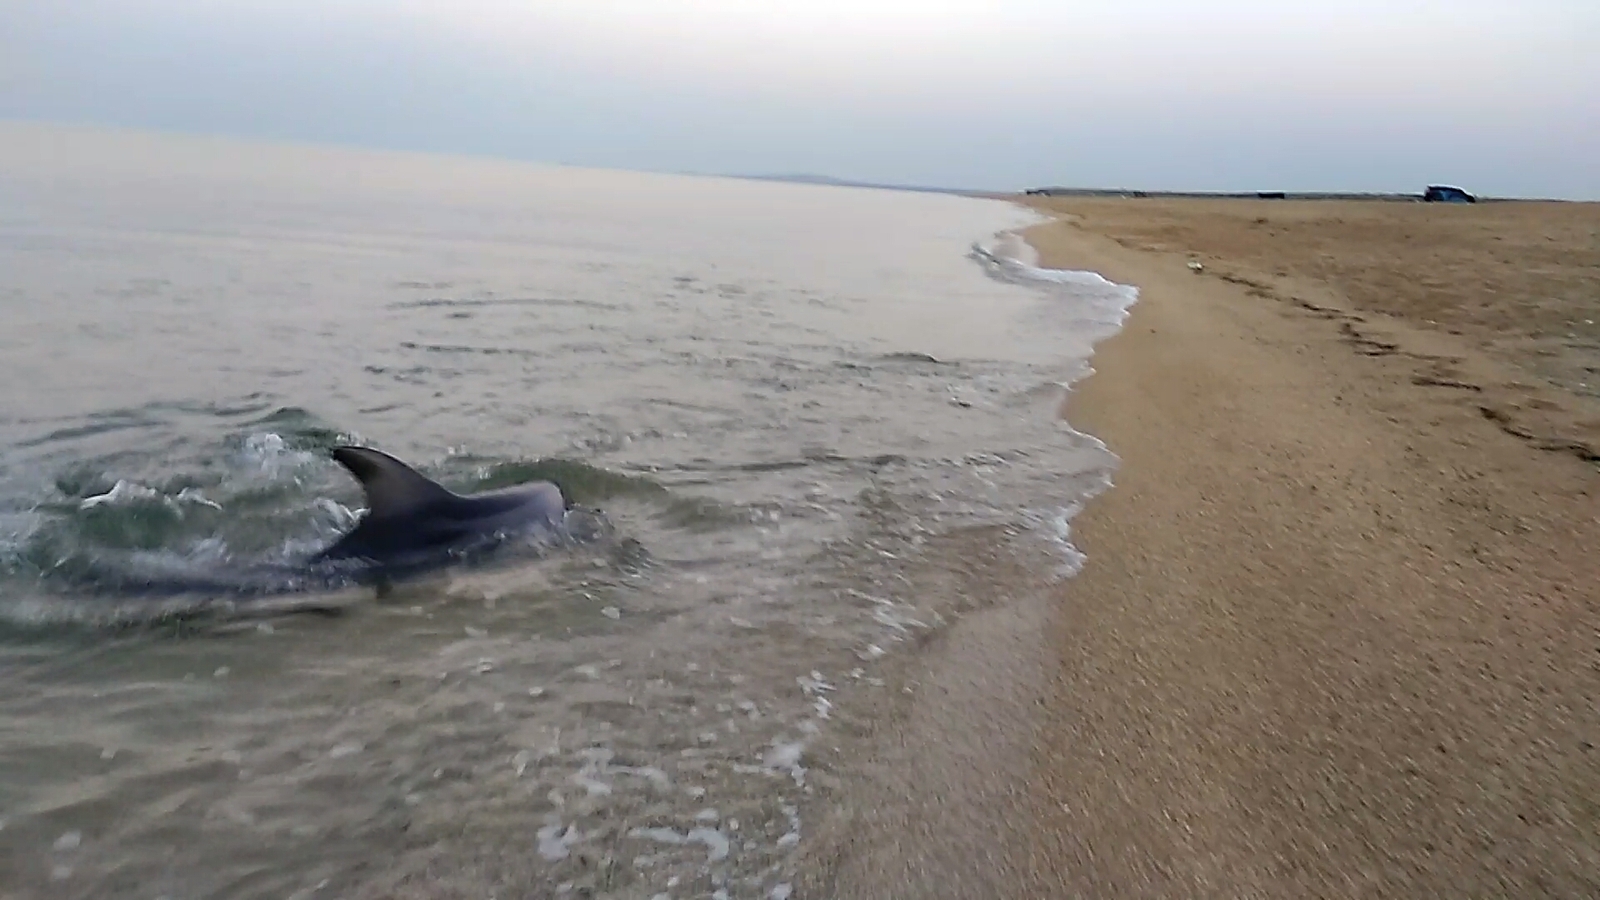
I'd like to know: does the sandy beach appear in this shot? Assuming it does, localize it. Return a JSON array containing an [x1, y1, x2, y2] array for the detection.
[[799, 197, 1600, 898]]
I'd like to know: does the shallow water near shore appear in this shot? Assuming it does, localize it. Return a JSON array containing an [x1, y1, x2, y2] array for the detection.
[[0, 123, 1134, 898]]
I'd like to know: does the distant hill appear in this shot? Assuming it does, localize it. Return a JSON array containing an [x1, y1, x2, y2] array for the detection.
[[724, 173, 983, 196]]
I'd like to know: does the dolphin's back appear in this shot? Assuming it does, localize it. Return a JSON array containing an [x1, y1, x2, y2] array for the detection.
[[434, 483, 566, 532], [314, 447, 567, 564]]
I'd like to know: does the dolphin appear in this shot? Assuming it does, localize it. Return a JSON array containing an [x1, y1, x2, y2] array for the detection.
[[24, 446, 579, 622], [312, 445, 571, 569]]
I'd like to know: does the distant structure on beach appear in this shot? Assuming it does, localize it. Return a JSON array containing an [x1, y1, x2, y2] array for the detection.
[[1422, 185, 1477, 203]]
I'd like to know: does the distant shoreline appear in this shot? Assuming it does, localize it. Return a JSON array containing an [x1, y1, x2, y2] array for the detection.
[[1013, 187, 1561, 203], [722, 173, 1578, 204], [1021, 187, 1424, 201]]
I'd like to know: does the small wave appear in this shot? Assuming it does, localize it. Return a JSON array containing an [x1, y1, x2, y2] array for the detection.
[[400, 341, 540, 357], [241, 407, 360, 446], [1, 419, 360, 611], [388, 295, 621, 311], [876, 351, 958, 367], [16, 416, 158, 449], [15, 398, 283, 451], [456, 457, 669, 503], [973, 234, 1135, 301]]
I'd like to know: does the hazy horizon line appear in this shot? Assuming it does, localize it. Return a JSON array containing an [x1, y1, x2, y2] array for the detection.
[[3, 116, 1584, 203]]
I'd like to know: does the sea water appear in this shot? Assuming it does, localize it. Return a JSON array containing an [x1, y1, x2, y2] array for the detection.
[[0, 122, 1133, 898]]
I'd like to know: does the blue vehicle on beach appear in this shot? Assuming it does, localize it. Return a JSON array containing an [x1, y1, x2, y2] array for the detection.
[[1423, 185, 1476, 203]]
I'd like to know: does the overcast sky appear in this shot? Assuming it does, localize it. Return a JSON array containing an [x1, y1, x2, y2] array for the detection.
[[3, 1, 1597, 197]]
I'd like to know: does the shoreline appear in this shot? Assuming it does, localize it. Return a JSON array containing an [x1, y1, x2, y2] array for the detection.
[[798, 197, 1599, 898]]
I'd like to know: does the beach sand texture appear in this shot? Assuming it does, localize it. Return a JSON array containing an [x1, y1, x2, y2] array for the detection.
[[799, 198, 1599, 898]]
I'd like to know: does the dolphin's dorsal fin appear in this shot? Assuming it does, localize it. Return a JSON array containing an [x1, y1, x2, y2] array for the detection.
[[331, 446, 456, 519]]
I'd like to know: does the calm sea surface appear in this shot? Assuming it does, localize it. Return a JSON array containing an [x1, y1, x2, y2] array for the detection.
[[0, 123, 1133, 898]]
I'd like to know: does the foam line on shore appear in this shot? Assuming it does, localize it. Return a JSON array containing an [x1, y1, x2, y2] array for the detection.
[[966, 212, 1142, 576]]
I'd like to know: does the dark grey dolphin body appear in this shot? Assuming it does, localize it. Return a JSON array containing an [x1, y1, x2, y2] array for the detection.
[[38, 447, 576, 614], [313, 446, 570, 568]]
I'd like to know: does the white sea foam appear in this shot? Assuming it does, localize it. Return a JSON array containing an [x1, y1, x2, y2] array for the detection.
[[77, 481, 225, 512], [972, 223, 1140, 317], [78, 480, 161, 509]]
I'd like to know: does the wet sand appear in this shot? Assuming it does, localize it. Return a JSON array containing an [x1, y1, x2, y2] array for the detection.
[[799, 197, 1600, 898]]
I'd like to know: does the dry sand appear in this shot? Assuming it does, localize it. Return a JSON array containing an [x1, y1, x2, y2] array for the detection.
[[798, 198, 1599, 899]]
